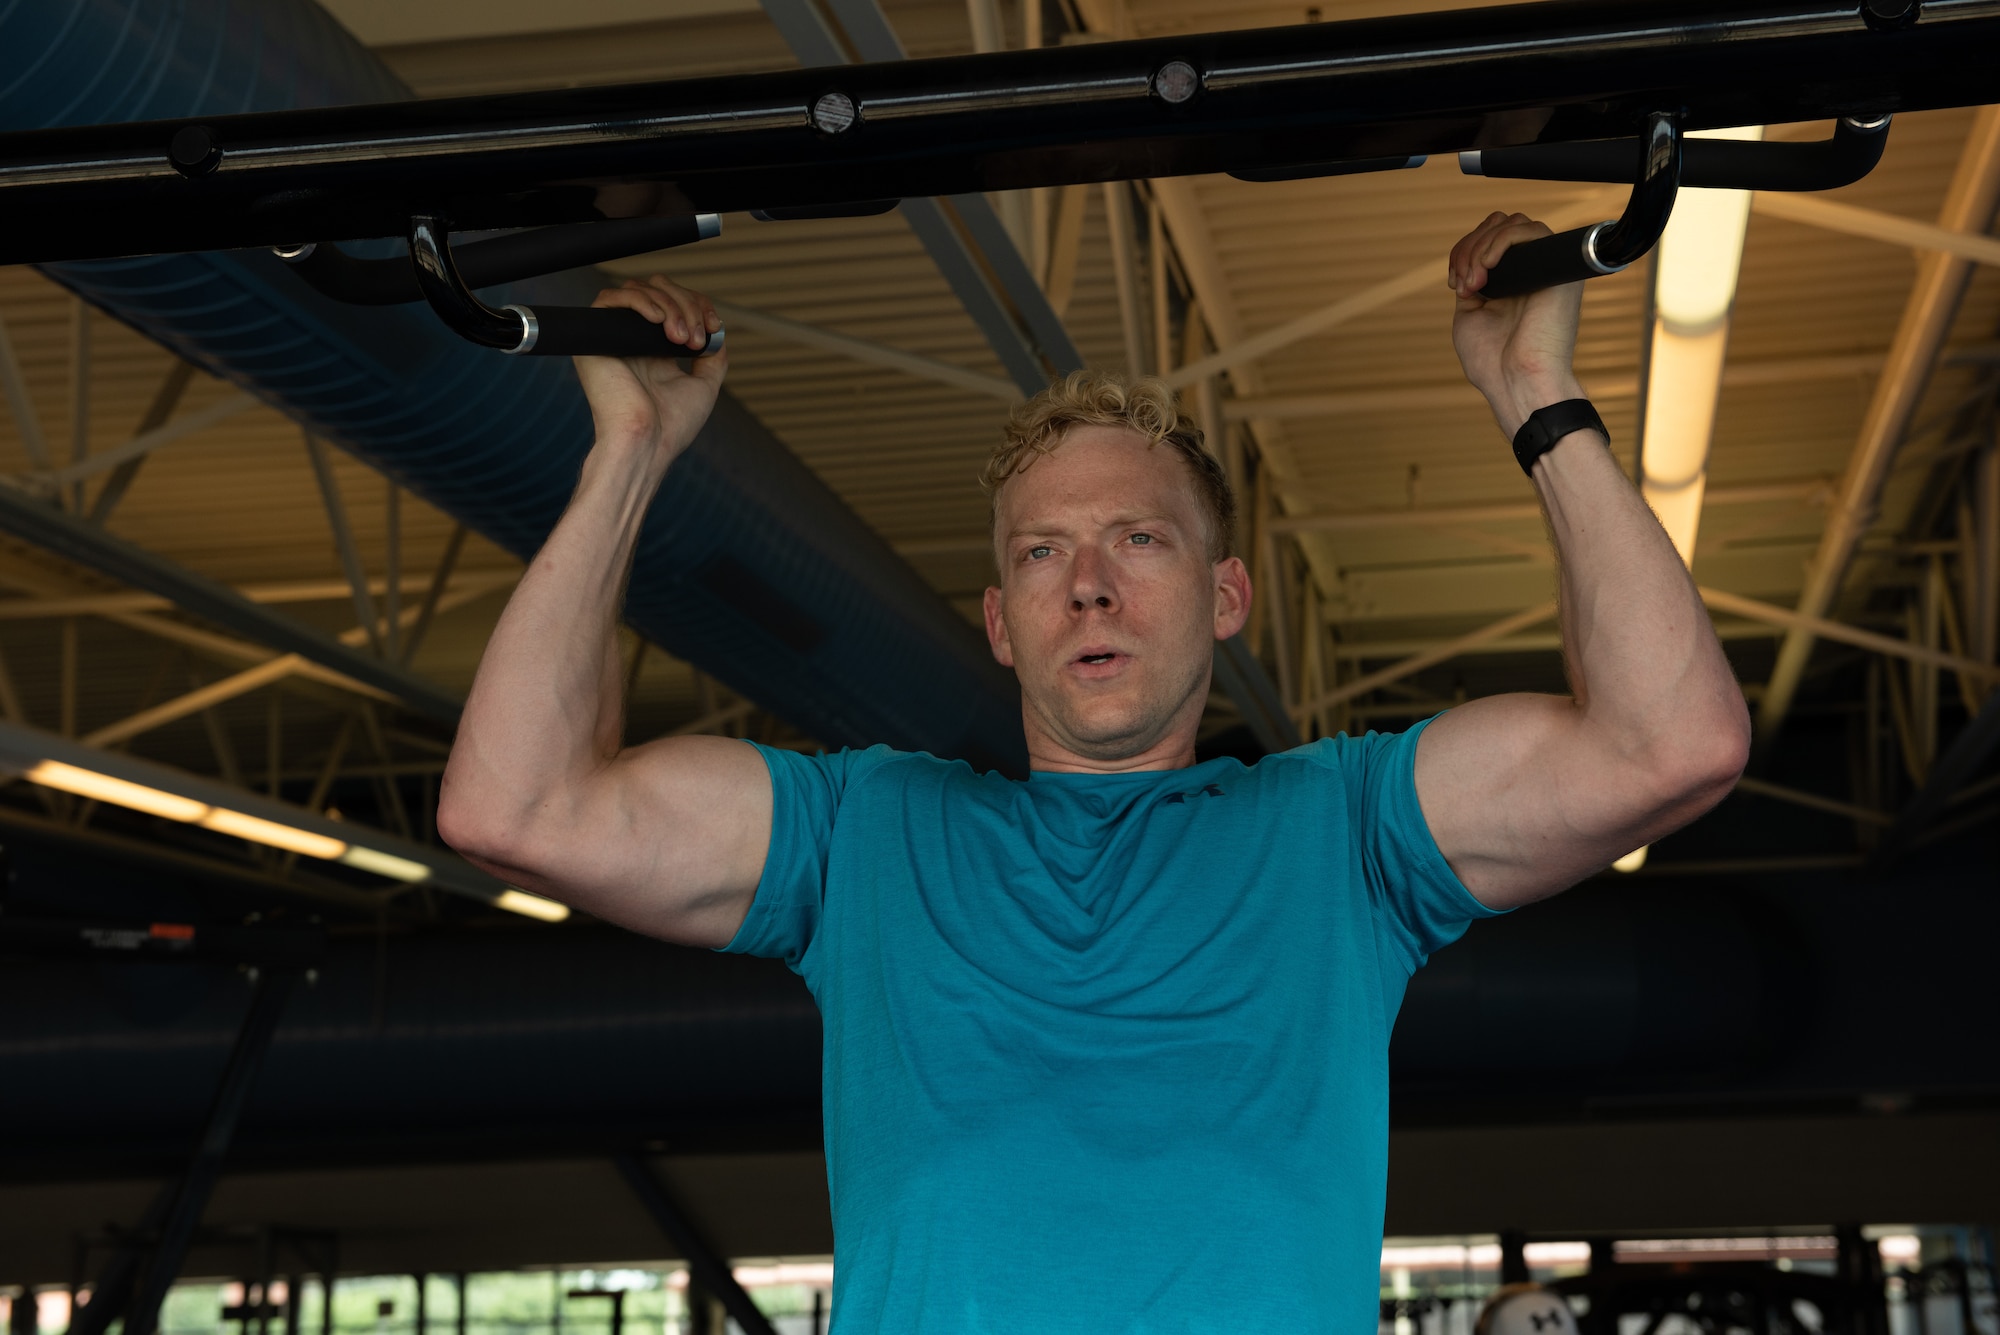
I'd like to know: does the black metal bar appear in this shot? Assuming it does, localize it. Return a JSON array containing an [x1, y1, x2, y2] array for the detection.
[[67, 1186, 175, 1335], [125, 969, 302, 1335], [407, 215, 722, 359], [4, 0, 1998, 265], [610, 1154, 780, 1335], [1482, 110, 1681, 300], [1462, 114, 1892, 191], [282, 215, 721, 307]]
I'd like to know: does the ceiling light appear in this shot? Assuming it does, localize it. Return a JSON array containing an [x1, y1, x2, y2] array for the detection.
[[1653, 127, 1763, 334], [2, 718, 515, 911], [494, 888, 571, 922], [26, 760, 209, 822], [1640, 125, 1763, 568], [200, 807, 348, 859], [339, 845, 433, 883], [1612, 846, 1648, 873]]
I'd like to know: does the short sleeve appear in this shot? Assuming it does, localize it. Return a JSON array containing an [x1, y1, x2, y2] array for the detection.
[[1303, 716, 1505, 974], [719, 742, 899, 970]]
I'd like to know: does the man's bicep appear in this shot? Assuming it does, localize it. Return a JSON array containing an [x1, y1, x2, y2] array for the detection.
[[556, 733, 775, 947], [1413, 693, 1669, 910]]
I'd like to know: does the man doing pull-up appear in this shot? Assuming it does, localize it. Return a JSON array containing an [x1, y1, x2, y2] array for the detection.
[[438, 211, 1750, 1332]]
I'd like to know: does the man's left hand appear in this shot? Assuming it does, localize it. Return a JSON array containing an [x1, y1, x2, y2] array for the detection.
[[1448, 211, 1587, 437]]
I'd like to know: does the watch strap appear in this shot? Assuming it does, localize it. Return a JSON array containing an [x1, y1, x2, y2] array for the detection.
[[1511, 398, 1609, 476]]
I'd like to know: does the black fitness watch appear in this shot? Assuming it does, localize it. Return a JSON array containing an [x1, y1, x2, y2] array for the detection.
[[1511, 399, 1609, 477]]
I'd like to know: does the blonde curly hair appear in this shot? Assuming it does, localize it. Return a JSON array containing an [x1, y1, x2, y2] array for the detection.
[[980, 370, 1236, 560]]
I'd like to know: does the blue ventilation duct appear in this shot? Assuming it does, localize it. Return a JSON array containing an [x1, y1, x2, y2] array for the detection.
[[0, 0, 1026, 773]]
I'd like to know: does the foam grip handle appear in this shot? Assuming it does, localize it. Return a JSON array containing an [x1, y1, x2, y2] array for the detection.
[[1478, 226, 1606, 301], [518, 305, 722, 358]]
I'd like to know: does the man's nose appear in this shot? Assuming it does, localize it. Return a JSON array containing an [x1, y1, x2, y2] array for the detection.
[[1068, 547, 1118, 613]]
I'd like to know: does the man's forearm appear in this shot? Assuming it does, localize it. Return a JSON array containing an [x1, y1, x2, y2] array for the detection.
[[441, 435, 671, 860], [1526, 391, 1746, 774]]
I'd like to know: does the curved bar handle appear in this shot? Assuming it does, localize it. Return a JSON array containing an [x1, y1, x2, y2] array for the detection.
[[1462, 115, 1890, 193], [281, 214, 721, 307], [407, 215, 720, 359], [1480, 112, 1682, 302]]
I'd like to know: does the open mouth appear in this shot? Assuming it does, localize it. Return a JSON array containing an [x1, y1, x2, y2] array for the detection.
[[1078, 653, 1115, 665]]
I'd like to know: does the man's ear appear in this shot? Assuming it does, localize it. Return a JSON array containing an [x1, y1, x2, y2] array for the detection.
[[983, 585, 1016, 667], [1212, 555, 1251, 641]]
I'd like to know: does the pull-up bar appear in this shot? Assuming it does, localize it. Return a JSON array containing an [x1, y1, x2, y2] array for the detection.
[[4, 0, 1994, 353]]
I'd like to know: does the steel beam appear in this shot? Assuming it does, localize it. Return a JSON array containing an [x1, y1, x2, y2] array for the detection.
[[89, 359, 195, 523], [1755, 105, 2000, 750], [0, 311, 51, 471], [1293, 602, 1559, 719], [1874, 678, 2000, 861], [37, 392, 257, 495], [0, 480, 461, 722], [1168, 190, 1622, 391], [303, 433, 386, 658], [611, 1154, 780, 1335], [66, 298, 90, 513], [1102, 182, 1149, 376], [123, 968, 301, 1335], [1228, 354, 1885, 422], [13, 2, 2000, 263], [762, 0, 1085, 392], [1274, 480, 1830, 536], [1753, 190, 2000, 267], [0, 569, 515, 620], [1701, 585, 2000, 682], [708, 299, 1019, 400], [1212, 636, 1299, 752]]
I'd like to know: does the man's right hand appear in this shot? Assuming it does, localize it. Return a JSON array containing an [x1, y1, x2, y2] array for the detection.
[[576, 275, 728, 463]]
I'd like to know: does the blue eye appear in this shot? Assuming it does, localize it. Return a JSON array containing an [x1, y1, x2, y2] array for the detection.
[[1130, 533, 1154, 545], [1027, 545, 1053, 560]]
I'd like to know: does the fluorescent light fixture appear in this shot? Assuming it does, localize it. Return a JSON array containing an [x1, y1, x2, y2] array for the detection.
[[1612, 846, 1649, 873], [200, 807, 348, 859], [339, 845, 433, 883], [1640, 125, 1762, 567], [25, 755, 424, 886], [2, 718, 522, 909], [494, 888, 572, 922], [26, 761, 209, 822]]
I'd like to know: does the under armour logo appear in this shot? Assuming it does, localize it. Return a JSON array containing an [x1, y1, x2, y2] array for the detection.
[[1529, 1308, 1567, 1331], [1161, 784, 1226, 806]]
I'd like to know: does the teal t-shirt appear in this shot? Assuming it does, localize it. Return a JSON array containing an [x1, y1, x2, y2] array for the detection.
[[724, 718, 1497, 1333]]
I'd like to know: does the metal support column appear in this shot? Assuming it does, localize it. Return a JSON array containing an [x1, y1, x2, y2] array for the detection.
[[610, 1155, 778, 1335], [1836, 1223, 1889, 1335], [123, 968, 302, 1335]]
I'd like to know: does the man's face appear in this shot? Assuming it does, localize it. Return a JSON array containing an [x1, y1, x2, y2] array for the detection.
[[983, 425, 1250, 767]]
